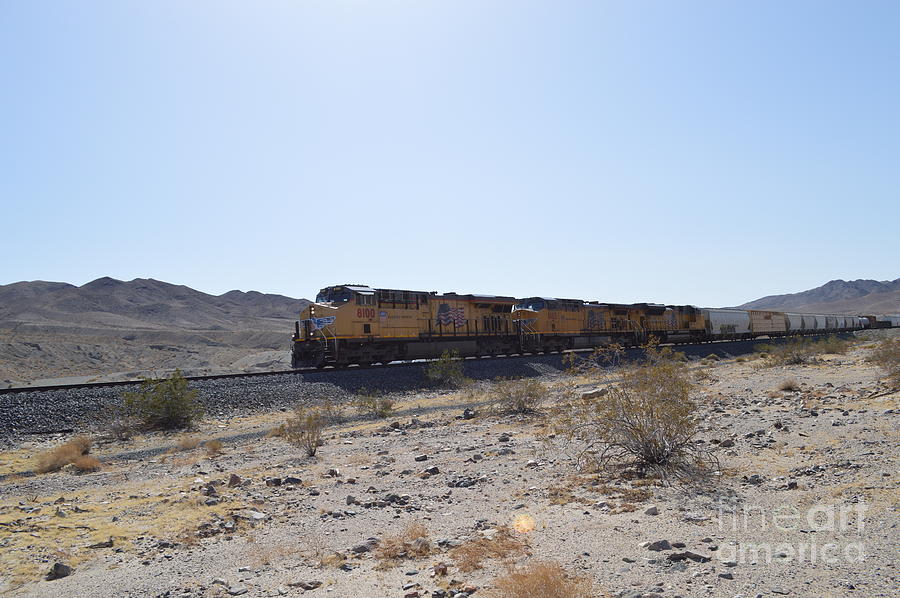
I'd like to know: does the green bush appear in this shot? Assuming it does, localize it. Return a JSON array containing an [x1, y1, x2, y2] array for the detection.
[[424, 350, 469, 387], [122, 369, 202, 430]]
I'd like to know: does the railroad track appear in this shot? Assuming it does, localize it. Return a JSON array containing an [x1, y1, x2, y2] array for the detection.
[[0, 332, 850, 396]]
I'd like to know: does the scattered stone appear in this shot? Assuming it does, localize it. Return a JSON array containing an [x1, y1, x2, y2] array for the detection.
[[646, 540, 672, 551], [288, 581, 322, 590], [46, 562, 73, 581], [414, 454, 428, 462], [667, 551, 711, 563], [87, 537, 114, 549], [228, 473, 242, 487], [644, 505, 659, 516]]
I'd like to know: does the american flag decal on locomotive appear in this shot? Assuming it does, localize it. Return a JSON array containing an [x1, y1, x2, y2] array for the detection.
[[436, 304, 467, 327]]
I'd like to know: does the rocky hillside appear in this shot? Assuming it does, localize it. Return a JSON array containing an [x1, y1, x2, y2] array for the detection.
[[0, 278, 309, 385], [737, 278, 900, 314]]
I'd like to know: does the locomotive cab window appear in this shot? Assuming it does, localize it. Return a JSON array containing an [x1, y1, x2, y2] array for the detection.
[[357, 294, 375, 306]]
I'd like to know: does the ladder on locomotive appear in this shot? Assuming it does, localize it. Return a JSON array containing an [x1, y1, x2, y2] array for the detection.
[[516, 319, 541, 351]]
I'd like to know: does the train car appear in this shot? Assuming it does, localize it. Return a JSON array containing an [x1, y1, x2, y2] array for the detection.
[[702, 308, 751, 338], [749, 310, 788, 336], [664, 305, 707, 342], [784, 313, 805, 333]]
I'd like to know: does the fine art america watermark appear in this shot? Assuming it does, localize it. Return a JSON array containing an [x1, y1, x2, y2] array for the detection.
[[714, 502, 868, 565]]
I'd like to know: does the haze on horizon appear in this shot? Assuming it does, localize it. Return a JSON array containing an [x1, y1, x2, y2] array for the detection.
[[2, 1, 898, 308]]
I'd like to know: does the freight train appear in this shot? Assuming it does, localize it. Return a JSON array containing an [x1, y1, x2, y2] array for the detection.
[[290, 284, 899, 368]]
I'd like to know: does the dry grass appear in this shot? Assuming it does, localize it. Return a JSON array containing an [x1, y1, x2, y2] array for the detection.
[[589, 484, 652, 502], [491, 560, 596, 598], [204, 439, 223, 457], [869, 338, 900, 386], [374, 521, 433, 565], [71, 455, 102, 472], [778, 378, 800, 392], [449, 525, 529, 572], [35, 435, 93, 474], [490, 378, 546, 414], [176, 435, 201, 451]]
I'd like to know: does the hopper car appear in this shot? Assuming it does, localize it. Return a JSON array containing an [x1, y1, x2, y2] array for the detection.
[[291, 284, 895, 368]]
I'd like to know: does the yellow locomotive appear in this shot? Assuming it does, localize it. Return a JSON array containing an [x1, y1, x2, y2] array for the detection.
[[292, 285, 518, 367], [291, 284, 873, 368]]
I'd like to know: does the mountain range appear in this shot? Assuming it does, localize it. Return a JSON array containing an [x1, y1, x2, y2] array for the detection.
[[0, 277, 309, 385], [736, 278, 900, 314]]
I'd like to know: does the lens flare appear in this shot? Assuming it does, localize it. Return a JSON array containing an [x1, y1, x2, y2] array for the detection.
[[513, 513, 536, 533]]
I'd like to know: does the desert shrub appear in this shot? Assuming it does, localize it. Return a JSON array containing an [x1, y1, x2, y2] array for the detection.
[[283, 407, 326, 456], [71, 455, 101, 472], [204, 439, 223, 456], [492, 560, 595, 598], [122, 369, 202, 430], [778, 378, 800, 392], [449, 525, 529, 572], [176, 435, 201, 451], [353, 389, 394, 419], [424, 350, 469, 387], [869, 338, 900, 385], [35, 435, 93, 473], [554, 345, 715, 480], [814, 335, 851, 354], [374, 521, 432, 565], [491, 378, 546, 413], [564, 343, 626, 374], [318, 400, 346, 424], [757, 339, 813, 366]]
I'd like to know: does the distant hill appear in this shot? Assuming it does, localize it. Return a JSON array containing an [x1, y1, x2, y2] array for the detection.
[[0, 278, 310, 385], [736, 278, 900, 314]]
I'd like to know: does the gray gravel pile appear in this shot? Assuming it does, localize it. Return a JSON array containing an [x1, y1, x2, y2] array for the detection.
[[0, 355, 571, 441]]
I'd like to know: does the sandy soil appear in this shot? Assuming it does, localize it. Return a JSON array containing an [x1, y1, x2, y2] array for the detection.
[[1, 343, 897, 597]]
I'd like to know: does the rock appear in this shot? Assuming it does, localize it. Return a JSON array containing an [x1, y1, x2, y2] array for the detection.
[[351, 538, 379, 554], [433, 562, 448, 576], [646, 539, 672, 551], [462, 408, 476, 420], [283, 476, 303, 485], [227, 586, 248, 596], [346, 495, 358, 505], [525, 460, 539, 468], [644, 505, 659, 516], [325, 468, 340, 477], [265, 477, 282, 487], [414, 454, 428, 462], [720, 438, 735, 448], [581, 388, 608, 399], [87, 537, 114, 549], [667, 551, 711, 563], [227, 473, 242, 487], [46, 562, 73, 580], [235, 510, 267, 521], [288, 580, 322, 590], [422, 466, 440, 476], [718, 572, 734, 580]]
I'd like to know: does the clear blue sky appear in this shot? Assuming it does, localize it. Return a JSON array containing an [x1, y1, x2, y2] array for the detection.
[[2, 1, 897, 307]]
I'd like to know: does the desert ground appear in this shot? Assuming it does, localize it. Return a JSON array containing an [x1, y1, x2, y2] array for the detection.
[[0, 336, 897, 598]]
